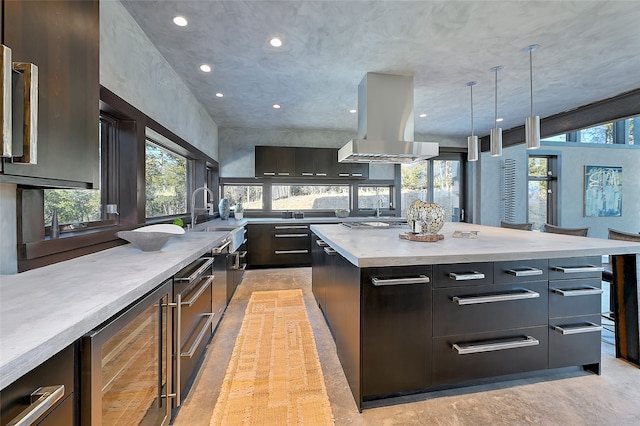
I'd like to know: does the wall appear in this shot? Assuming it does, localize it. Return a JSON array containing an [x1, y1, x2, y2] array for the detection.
[[479, 143, 640, 239], [0, 184, 18, 274], [100, 0, 219, 160]]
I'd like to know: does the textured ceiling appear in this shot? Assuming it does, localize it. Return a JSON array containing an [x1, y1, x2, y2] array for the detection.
[[121, 0, 640, 140]]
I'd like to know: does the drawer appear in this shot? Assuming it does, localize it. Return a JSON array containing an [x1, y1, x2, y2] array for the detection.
[[272, 233, 310, 251], [432, 262, 494, 288], [0, 344, 75, 426], [433, 281, 548, 337], [549, 314, 601, 369], [549, 256, 604, 280], [549, 278, 602, 318], [494, 259, 548, 284], [432, 325, 549, 386], [271, 250, 311, 266]]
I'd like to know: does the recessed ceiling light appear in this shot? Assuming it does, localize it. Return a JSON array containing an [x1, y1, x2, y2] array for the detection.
[[349, 109, 357, 114], [272, 104, 281, 109], [496, 117, 504, 122], [419, 113, 427, 118], [200, 64, 212, 72], [215, 93, 224, 98], [269, 37, 283, 47], [173, 16, 188, 27]]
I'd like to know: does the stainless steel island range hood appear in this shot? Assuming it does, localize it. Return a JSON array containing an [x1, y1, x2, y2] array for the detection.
[[338, 72, 439, 163]]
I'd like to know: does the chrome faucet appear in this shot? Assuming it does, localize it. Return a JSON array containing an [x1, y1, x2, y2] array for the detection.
[[376, 198, 383, 217], [190, 186, 214, 229]]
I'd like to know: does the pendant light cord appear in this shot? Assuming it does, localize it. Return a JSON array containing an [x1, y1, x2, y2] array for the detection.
[[469, 83, 475, 136], [494, 68, 499, 123], [529, 47, 534, 116]]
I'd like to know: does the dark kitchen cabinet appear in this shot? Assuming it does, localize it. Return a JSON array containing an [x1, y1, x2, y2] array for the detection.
[[1, 0, 99, 186], [295, 147, 334, 177], [0, 343, 77, 426], [247, 223, 311, 267], [335, 160, 368, 179], [361, 266, 432, 399], [254, 146, 368, 179], [255, 146, 295, 177]]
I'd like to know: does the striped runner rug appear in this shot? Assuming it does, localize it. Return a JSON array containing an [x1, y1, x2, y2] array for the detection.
[[210, 289, 334, 425]]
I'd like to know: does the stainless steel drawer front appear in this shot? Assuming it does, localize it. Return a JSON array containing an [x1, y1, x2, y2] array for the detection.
[[453, 289, 539, 305]]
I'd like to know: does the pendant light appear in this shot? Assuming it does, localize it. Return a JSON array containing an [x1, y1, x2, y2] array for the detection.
[[467, 81, 478, 162], [490, 66, 503, 157], [524, 44, 540, 149]]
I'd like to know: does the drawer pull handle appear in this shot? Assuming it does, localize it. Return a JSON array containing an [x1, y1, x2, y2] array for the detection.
[[212, 240, 231, 254], [275, 249, 309, 255], [351, 173, 363, 177], [552, 323, 602, 335], [275, 233, 309, 238], [301, 172, 314, 176], [277, 172, 290, 176], [6, 385, 65, 426], [263, 172, 276, 176], [324, 247, 336, 256], [274, 225, 308, 230], [552, 265, 604, 274], [237, 250, 247, 259], [506, 267, 543, 277], [371, 275, 430, 286], [453, 336, 539, 355], [181, 275, 214, 306], [175, 257, 214, 282], [316, 172, 327, 176], [448, 271, 485, 281], [316, 239, 328, 247], [551, 286, 603, 297], [181, 313, 215, 358], [338, 173, 350, 177], [453, 289, 539, 305]]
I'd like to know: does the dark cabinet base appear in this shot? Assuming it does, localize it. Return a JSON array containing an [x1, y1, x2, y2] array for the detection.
[[311, 243, 604, 411]]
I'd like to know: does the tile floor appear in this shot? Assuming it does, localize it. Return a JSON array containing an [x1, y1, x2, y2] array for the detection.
[[174, 268, 640, 426]]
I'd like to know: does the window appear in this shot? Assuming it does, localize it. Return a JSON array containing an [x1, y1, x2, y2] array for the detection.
[[357, 186, 393, 210], [401, 155, 463, 221], [43, 116, 117, 230], [527, 155, 557, 231], [222, 184, 263, 210], [271, 185, 349, 210], [542, 115, 639, 145], [145, 140, 188, 218]]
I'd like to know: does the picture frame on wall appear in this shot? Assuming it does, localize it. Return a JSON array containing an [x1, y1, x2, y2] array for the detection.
[[584, 165, 622, 217]]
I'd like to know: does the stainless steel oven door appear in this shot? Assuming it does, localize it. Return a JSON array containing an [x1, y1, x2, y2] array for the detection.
[[81, 280, 173, 426]]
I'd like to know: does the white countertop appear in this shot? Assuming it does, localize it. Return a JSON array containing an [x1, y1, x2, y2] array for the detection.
[[310, 222, 640, 268], [0, 230, 228, 390]]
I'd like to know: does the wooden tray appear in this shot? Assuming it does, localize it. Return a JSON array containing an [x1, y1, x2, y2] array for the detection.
[[399, 232, 444, 242]]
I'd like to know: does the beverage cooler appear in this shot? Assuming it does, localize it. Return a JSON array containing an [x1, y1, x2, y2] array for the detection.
[[81, 280, 173, 425]]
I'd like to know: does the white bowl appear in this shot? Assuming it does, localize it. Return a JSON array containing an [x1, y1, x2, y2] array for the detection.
[[116, 224, 185, 252]]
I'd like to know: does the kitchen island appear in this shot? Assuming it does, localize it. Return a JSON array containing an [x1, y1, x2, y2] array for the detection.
[[310, 222, 640, 411]]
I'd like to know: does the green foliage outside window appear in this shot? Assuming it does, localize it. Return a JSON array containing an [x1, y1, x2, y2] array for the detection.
[[145, 141, 187, 217], [44, 189, 101, 226]]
